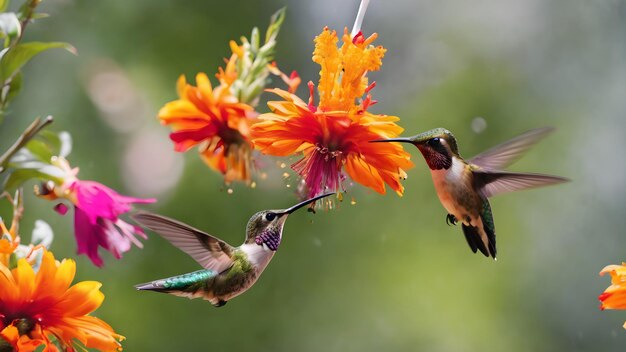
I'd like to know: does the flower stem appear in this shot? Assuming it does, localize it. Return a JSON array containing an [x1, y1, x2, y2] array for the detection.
[[1, 189, 24, 234], [0, 115, 53, 173], [350, 0, 370, 37], [17, 0, 42, 40]]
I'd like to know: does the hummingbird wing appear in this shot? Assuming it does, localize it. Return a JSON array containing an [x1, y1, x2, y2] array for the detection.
[[473, 170, 569, 198], [468, 127, 554, 170], [132, 211, 236, 273]]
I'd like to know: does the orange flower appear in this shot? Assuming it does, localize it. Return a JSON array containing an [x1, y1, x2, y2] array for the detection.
[[251, 27, 412, 200], [0, 324, 44, 351], [159, 71, 256, 185], [599, 263, 626, 329], [0, 250, 124, 351], [158, 8, 296, 185]]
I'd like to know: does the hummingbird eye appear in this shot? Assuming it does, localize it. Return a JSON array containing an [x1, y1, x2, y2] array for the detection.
[[265, 212, 277, 221], [427, 137, 440, 146]]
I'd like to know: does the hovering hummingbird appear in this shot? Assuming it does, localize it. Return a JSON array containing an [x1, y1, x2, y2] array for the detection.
[[132, 193, 334, 307], [371, 127, 568, 259]]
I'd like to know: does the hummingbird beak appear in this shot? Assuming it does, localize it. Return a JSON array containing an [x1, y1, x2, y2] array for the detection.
[[369, 137, 415, 144], [280, 192, 336, 215]]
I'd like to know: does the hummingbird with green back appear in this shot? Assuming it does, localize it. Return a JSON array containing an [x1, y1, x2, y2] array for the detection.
[[132, 193, 333, 307], [371, 127, 568, 259]]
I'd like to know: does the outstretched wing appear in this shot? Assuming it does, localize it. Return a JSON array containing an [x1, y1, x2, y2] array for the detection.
[[132, 211, 235, 273], [474, 170, 569, 198], [469, 127, 554, 170]]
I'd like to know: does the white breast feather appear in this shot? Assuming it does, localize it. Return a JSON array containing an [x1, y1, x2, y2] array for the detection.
[[240, 243, 275, 273]]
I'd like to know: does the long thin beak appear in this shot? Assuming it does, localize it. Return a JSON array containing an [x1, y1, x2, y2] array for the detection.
[[369, 137, 414, 144], [281, 192, 335, 214]]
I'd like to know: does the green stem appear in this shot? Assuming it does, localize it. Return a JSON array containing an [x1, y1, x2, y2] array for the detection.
[[16, 0, 42, 40], [0, 115, 53, 173]]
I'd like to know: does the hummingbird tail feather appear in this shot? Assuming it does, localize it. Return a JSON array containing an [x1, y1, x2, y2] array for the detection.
[[461, 226, 479, 254], [480, 200, 497, 259], [484, 225, 497, 259], [461, 224, 496, 259], [135, 281, 166, 291], [135, 269, 216, 298], [461, 224, 488, 257]]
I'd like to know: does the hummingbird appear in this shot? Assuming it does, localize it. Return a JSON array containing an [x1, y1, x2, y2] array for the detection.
[[132, 192, 334, 307], [371, 127, 568, 259]]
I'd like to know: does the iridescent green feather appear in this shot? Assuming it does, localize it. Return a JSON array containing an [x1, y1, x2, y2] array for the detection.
[[480, 200, 495, 235], [224, 251, 253, 279], [162, 269, 216, 291]]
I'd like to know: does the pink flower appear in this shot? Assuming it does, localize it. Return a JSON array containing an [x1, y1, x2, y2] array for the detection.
[[37, 157, 156, 266]]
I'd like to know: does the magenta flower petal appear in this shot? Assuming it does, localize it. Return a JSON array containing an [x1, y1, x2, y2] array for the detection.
[[102, 219, 131, 259], [54, 203, 69, 215], [292, 147, 346, 199], [35, 157, 157, 266], [74, 207, 107, 267], [115, 219, 146, 248], [72, 180, 156, 223], [66, 180, 156, 266]]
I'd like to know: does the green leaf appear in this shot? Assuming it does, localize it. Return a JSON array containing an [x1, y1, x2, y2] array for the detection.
[[3, 167, 62, 189], [0, 41, 76, 83], [23, 129, 71, 158], [31, 12, 49, 20], [37, 130, 61, 154], [0, 116, 53, 172], [0, 0, 10, 13], [17, 0, 41, 21], [265, 7, 286, 43], [4, 126, 68, 188], [242, 75, 268, 104], [250, 27, 260, 53], [25, 138, 53, 162], [0, 13, 21, 47], [8, 252, 17, 269], [4, 69, 21, 104]]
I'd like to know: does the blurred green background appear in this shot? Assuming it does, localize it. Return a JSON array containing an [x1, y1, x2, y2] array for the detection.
[[1, 0, 625, 351]]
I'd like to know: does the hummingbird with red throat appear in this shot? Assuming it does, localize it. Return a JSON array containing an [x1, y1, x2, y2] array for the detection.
[[372, 127, 568, 259]]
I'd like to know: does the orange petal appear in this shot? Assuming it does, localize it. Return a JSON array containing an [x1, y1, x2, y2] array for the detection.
[[59, 281, 104, 316], [1, 325, 19, 347], [52, 258, 77, 296], [158, 100, 211, 125], [195, 73, 214, 101], [13, 258, 35, 300], [344, 154, 386, 194], [175, 75, 187, 97]]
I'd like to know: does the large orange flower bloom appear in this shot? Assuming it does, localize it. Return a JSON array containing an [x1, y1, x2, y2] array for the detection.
[[158, 8, 298, 186], [251, 27, 412, 200], [0, 250, 123, 351], [599, 263, 626, 329], [159, 67, 256, 185]]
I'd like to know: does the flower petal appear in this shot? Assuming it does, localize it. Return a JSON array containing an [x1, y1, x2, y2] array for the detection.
[[0, 249, 122, 351], [59, 281, 104, 316], [73, 207, 106, 267], [13, 258, 36, 300]]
